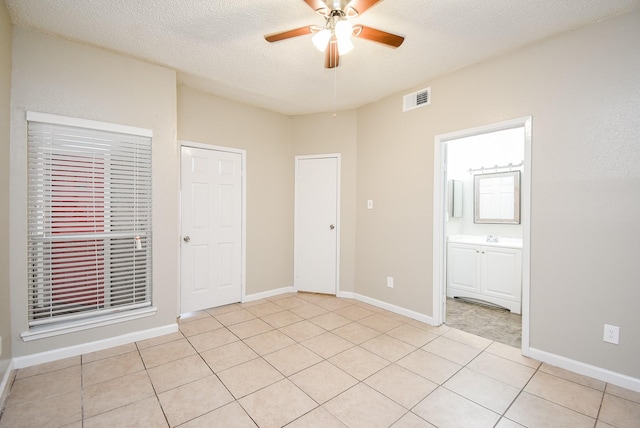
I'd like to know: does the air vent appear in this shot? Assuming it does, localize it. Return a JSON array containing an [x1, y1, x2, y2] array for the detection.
[[403, 87, 431, 112]]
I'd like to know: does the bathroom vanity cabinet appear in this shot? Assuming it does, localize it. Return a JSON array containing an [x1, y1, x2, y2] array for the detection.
[[446, 237, 522, 314]]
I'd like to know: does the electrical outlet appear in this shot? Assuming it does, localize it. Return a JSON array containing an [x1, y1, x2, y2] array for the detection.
[[387, 276, 394, 288], [603, 324, 620, 345], [367, 200, 373, 209]]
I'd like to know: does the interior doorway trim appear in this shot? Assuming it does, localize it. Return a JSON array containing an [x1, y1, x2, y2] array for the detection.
[[432, 117, 532, 355], [178, 140, 247, 313]]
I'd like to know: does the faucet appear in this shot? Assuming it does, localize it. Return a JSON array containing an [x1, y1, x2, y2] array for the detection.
[[486, 235, 499, 243]]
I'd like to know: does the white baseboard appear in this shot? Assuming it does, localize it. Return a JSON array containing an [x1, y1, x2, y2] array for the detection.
[[337, 291, 355, 299], [243, 286, 295, 302], [347, 293, 640, 393], [529, 347, 640, 393], [12, 323, 178, 370], [350, 293, 436, 326], [0, 359, 15, 410], [246, 288, 436, 328]]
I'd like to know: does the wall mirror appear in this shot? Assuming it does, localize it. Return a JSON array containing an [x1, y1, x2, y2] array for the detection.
[[447, 179, 463, 218], [474, 171, 520, 224]]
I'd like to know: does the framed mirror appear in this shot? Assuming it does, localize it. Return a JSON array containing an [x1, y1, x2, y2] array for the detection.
[[447, 179, 463, 218], [474, 171, 520, 224]]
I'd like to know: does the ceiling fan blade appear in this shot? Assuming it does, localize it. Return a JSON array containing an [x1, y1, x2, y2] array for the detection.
[[354, 25, 404, 48], [344, 0, 382, 17], [304, 0, 329, 15], [325, 37, 340, 68], [264, 26, 314, 43]]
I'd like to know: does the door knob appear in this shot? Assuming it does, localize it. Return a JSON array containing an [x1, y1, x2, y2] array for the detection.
[[329, 224, 335, 230], [183, 236, 190, 243]]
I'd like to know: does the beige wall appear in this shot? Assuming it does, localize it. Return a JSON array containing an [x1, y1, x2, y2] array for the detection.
[[356, 95, 435, 314], [9, 27, 178, 356], [177, 85, 294, 295], [355, 10, 640, 378], [0, 1, 12, 380], [291, 111, 358, 293]]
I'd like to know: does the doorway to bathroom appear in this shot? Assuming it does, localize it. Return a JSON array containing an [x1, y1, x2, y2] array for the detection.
[[432, 117, 531, 352]]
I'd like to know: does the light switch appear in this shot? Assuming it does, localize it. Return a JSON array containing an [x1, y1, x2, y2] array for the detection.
[[367, 200, 373, 209]]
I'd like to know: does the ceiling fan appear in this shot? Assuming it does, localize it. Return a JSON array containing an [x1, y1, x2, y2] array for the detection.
[[264, 0, 405, 69]]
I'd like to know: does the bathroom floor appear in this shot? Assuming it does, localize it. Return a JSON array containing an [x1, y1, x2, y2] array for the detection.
[[2, 293, 639, 427], [445, 297, 522, 348]]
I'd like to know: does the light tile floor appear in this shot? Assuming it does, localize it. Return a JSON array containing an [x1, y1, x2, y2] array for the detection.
[[1, 293, 639, 427]]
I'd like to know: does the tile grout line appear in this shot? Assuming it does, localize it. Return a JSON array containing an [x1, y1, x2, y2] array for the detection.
[[136, 339, 172, 428], [424, 339, 499, 426], [278, 313, 428, 427], [497, 359, 541, 426], [80, 353, 85, 427], [194, 348, 258, 428], [235, 296, 351, 425], [505, 362, 608, 426]]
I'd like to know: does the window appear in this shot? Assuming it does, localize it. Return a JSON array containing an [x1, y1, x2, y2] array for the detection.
[[26, 112, 152, 329]]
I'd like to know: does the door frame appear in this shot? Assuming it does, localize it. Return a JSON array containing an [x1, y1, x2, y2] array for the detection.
[[294, 154, 341, 295], [178, 140, 247, 314], [432, 117, 532, 356]]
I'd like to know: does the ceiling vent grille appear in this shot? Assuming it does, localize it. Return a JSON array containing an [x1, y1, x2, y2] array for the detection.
[[403, 87, 431, 112]]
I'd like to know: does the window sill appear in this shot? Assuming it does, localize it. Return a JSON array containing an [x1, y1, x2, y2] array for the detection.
[[21, 307, 158, 342]]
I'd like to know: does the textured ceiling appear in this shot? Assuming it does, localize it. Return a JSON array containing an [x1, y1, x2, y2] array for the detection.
[[6, 0, 640, 115]]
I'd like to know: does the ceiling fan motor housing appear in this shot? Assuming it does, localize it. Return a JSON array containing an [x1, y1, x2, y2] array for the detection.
[[326, 0, 351, 13]]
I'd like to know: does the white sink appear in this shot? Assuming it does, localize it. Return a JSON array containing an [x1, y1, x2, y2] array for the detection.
[[447, 234, 523, 249]]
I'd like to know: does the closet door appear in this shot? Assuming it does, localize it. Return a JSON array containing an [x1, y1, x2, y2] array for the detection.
[[295, 155, 340, 295], [181, 146, 243, 312]]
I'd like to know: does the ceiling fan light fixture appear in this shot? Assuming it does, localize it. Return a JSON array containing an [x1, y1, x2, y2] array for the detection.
[[334, 19, 353, 41], [312, 28, 331, 51]]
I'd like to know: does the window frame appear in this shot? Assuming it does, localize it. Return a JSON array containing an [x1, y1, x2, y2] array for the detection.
[[22, 112, 156, 341]]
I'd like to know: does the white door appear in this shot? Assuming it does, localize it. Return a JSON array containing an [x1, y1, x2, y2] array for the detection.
[[295, 155, 339, 294], [181, 146, 243, 312]]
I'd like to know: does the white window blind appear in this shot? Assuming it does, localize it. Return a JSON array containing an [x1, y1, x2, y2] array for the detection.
[[27, 113, 152, 327]]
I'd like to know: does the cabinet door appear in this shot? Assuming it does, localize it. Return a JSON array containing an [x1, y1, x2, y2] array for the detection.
[[481, 247, 522, 301], [447, 244, 479, 292]]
